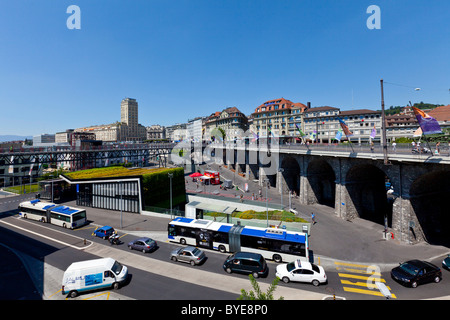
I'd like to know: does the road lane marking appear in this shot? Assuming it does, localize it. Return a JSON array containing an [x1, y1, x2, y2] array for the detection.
[[343, 287, 397, 298], [0, 220, 93, 250], [338, 273, 386, 282]]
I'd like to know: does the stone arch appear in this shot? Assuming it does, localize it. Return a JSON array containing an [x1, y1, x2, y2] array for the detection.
[[280, 155, 300, 196], [307, 159, 336, 207], [345, 164, 391, 226], [409, 170, 450, 247]]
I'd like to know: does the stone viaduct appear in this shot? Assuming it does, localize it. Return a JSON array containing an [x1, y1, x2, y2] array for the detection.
[[203, 142, 450, 247]]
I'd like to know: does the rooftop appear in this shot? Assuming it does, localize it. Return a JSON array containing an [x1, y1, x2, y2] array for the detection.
[[63, 166, 175, 180]]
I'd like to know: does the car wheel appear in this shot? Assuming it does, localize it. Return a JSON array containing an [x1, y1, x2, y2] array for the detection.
[[225, 267, 232, 274], [282, 277, 290, 284], [312, 279, 320, 287], [411, 281, 418, 288], [434, 276, 441, 283], [273, 254, 282, 263], [171, 256, 177, 262], [69, 291, 78, 298], [180, 238, 186, 245], [190, 260, 195, 266], [128, 245, 132, 250], [252, 272, 259, 279]]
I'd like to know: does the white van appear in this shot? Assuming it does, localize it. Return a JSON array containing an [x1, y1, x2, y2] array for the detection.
[[62, 258, 128, 298]]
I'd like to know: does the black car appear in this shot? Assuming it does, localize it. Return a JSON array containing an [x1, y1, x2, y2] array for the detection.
[[391, 259, 442, 288], [223, 252, 268, 278]]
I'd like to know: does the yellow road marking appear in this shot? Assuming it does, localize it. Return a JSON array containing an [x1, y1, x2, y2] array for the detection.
[[76, 225, 97, 231], [340, 279, 392, 290], [343, 287, 397, 299], [336, 266, 381, 276], [83, 292, 110, 300], [48, 289, 62, 298], [338, 273, 385, 282], [334, 261, 377, 269]]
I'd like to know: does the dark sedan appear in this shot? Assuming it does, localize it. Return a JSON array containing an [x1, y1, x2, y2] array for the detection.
[[391, 259, 442, 288], [127, 237, 157, 253], [443, 255, 450, 271]]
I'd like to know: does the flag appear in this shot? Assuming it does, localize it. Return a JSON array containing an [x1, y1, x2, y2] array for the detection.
[[29, 157, 35, 176], [370, 125, 377, 139], [338, 118, 353, 137], [413, 127, 422, 137], [334, 129, 343, 141], [295, 124, 306, 136], [412, 107, 442, 135], [250, 131, 259, 142]]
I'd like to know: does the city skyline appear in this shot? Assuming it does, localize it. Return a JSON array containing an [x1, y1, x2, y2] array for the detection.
[[1, 1, 449, 136]]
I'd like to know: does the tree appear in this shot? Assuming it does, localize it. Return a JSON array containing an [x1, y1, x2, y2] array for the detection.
[[238, 275, 284, 300]]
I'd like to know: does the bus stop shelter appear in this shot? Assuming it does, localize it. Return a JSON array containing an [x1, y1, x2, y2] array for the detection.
[[185, 200, 236, 223]]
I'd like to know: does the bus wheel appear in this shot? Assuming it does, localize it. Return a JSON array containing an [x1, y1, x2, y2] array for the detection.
[[273, 254, 282, 263], [218, 245, 226, 253], [180, 238, 186, 245], [40, 218, 45, 223], [69, 291, 78, 298], [23, 214, 27, 219], [62, 223, 67, 228], [112, 282, 120, 290]]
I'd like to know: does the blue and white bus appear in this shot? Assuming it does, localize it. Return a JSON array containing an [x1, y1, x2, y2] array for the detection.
[[168, 217, 309, 263], [18, 199, 87, 229]]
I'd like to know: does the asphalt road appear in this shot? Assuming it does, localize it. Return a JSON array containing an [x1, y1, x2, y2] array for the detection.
[[1, 191, 449, 302]]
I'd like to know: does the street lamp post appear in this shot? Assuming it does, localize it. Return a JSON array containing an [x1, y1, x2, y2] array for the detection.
[[278, 168, 284, 210], [380, 79, 389, 165], [264, 178, 269, 227], [168, 172, 173, 219]]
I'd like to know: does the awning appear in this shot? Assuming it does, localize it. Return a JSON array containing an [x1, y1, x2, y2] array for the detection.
[[186, 200, 236, 215], [189, 172, 203, 178]]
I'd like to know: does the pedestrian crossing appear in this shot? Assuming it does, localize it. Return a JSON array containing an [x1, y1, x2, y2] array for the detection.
[[334, 261, 397, 299]]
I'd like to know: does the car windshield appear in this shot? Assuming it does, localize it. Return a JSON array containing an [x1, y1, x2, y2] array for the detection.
[[111, 261, 123, 275], [398, 262, 419, 276], [286, 262, 296, 272], [311, 264, 320, 273], [144, 239, 154, 245]]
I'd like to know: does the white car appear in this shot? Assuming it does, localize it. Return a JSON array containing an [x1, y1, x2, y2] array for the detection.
[[276, 260, 327, 286]]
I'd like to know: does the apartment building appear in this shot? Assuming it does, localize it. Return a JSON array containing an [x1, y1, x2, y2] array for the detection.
[[250, 98, 307, 138], [204, 107, 248, 141]]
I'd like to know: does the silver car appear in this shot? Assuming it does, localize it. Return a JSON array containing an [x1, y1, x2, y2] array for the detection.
[[170, 246, 206, 266]]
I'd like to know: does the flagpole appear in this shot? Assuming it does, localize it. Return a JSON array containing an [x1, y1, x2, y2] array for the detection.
[[380, 79, 389, 165]]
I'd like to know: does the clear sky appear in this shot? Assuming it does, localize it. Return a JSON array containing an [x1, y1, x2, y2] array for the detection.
[[0, 0, 449, 136]]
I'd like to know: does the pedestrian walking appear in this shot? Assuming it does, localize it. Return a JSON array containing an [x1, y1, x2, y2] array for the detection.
[[311, 212, 316, 224], [370, 141, 374, 152], [392, 141, 397, 153], [251, 193, 255, 201], [240, 194, 243, 203], [435, 142, 440, 155]]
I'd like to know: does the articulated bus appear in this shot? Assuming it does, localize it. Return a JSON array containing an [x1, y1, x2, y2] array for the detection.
[[168, 217, 309, 263], [18, 199, 87, 229]]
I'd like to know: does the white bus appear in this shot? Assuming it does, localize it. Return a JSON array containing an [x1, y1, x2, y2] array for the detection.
[[18, 199, 87, 229], [168, 217, 309, 263]]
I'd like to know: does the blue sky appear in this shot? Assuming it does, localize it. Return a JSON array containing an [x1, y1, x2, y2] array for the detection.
[[0, 0, 449, 136]]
